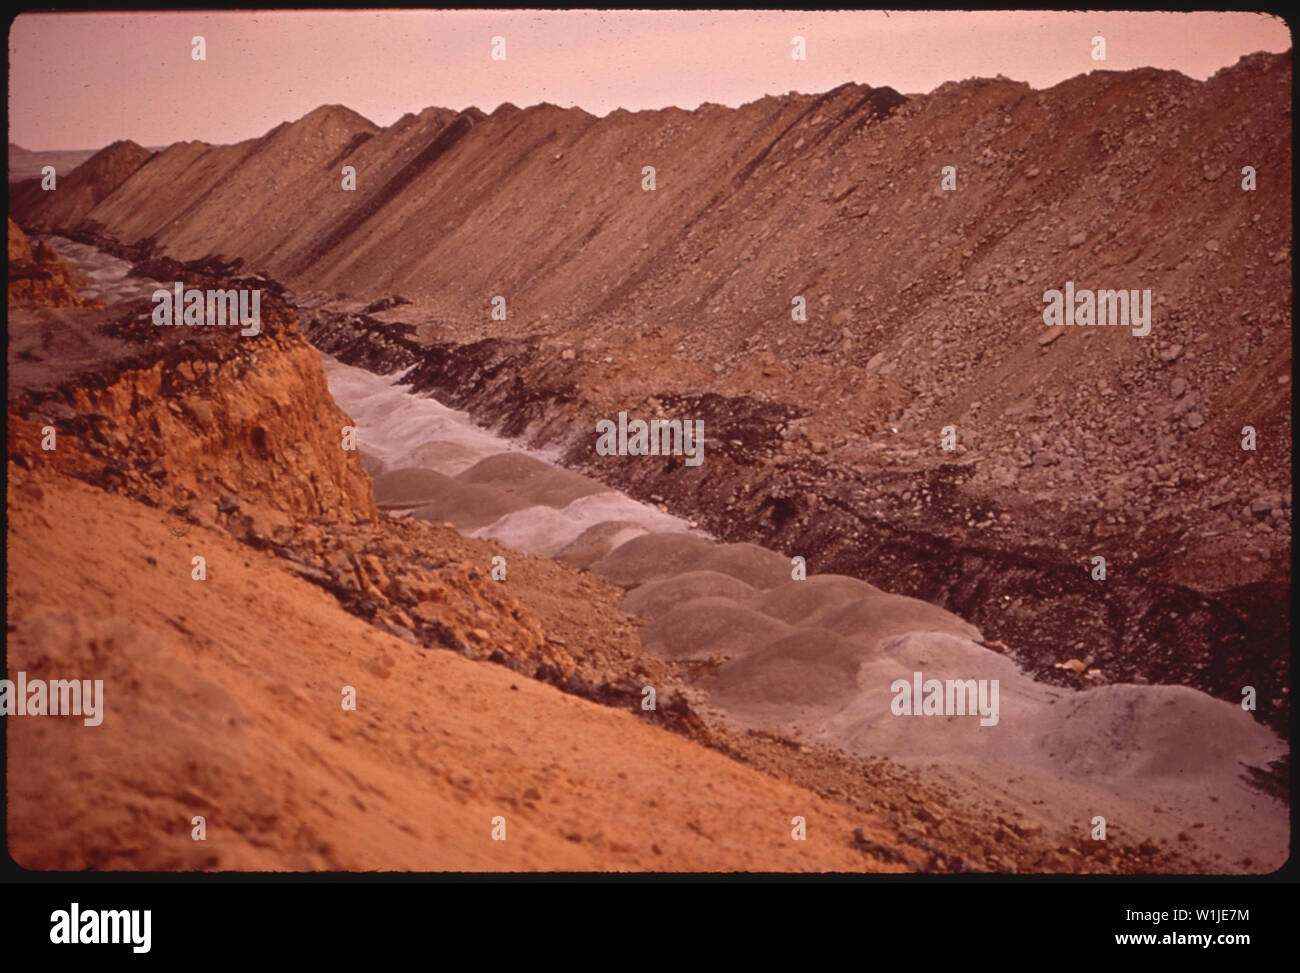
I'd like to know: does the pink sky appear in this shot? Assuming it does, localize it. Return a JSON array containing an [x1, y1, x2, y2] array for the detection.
[[8, 10, 1292, 151]]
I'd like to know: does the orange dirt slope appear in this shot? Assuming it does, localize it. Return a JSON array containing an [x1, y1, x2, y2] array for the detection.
[[5, 464, 914, 872]]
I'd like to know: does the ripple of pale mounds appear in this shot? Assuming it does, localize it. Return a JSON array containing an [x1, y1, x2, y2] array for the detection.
[[825, 632, 1048, 761], [589, 533, 715, 587], [832, 631, 1287, 793], [622, 570, 757, 621], [471, 503, 599, 556], [556, 521, 650, 570], [354, 391, 423, 431], [591, 534, 791, 589], [703, 628, 870, 714], [407, 440, 488, 476], [399, 473, 532, 529], [458, 452, 606, 508], [745, 574, 884, 625], [638, 596, 790, 661], [1039, 683, 1287, 782], [372, 467, 453, 509], [690, 543, 792, 590], [807, 590, 982, 648]]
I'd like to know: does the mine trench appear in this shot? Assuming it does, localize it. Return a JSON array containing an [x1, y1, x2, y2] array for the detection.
[[297, 304, 1290, 760], [37, 234, 1290, 763]]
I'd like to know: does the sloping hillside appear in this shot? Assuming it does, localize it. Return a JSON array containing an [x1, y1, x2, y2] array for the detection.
[[10, 139, 153, 229], [7, 463, 925, 871], [13, 56, 1290, 578]]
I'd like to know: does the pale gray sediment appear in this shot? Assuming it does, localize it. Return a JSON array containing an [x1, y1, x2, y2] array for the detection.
[[322, 348, 1289, 872]]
